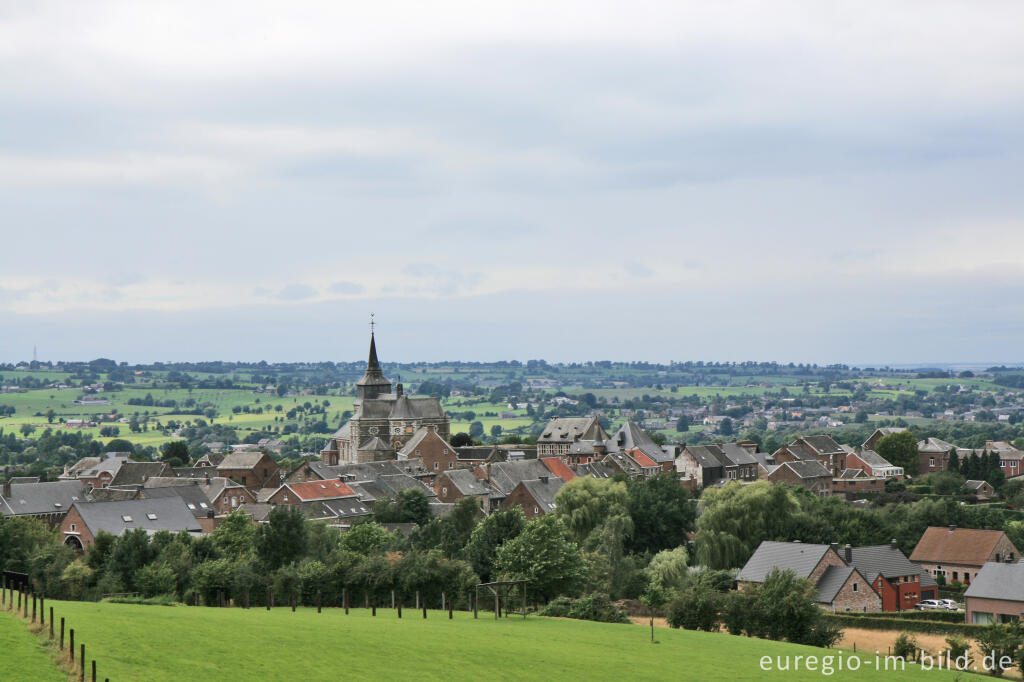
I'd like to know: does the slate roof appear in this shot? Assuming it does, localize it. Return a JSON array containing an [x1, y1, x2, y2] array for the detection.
[[441, 469, 491, 496], [238, 503, 274, 522], [217, 451, 269, 469], [839, 469, 865, 479], [965, 480, 993, 491], [1, 480, 87, 516], [142, 486, 215, 518], [608, 421, 671, 462], [358, 436, 393, 452], [780, 460, 832, 479], [965, 561, 1024, 602], [738, 541, 832, 583], [779, 442, 819, 461], [518, 477, 565, 513], [910, 527, 1012, 566], [376, 474, 437, 499], [109, 461, 172, 487], [482, 460, 552, 495], [847, 544, 937, 586], [576, 461, 616, 478], [71, 497, 203, 536], [719, 443, 760, 467], [398, 427, 454, 458], [855, 450, 897, 469], [918, 437, 958, 454], [283, 480, 357, 501], [684, 445, 727, 470], [456, 446, 499, 462], [815, 565, 857, 603], [801, 435, 844, 455], [538, 417, 603, 444]]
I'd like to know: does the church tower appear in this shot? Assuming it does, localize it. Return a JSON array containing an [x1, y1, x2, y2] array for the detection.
[[356, 331, 392, 401]]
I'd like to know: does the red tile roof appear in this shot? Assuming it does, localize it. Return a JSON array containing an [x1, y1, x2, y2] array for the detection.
[[540, 457, 576, 482], [286, 480, 356, 501], [909, 526, 1011, 566], [629, 449, 658, 468]]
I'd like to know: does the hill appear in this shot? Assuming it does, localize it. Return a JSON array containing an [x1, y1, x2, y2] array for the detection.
[[0, 610, 64, 682], [30, 601, 987, 681]]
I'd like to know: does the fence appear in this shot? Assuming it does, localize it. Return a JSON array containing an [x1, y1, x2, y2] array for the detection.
[[2, 575, 109, 682]]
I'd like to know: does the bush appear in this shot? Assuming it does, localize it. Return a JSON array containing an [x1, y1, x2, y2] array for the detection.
[[893, 632, 920, 662], [822, 614, 983, 637], [667, 585, 720, 631], [539, 594, 629, 624], [945, 635, 971, 667], [103, 594, 179, 606]]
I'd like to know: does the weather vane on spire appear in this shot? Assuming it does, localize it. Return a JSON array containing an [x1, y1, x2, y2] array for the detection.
[[370, 312, 375, 335]]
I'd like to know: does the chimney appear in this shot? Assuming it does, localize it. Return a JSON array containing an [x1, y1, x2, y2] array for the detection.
[[396, 383, 403, 397], [830, 542, 839, 554], [207, 509, 215, 519], [539, 475, 549, 484], [485, 462, 492, 482], [890, 538, 898, 550], [2, 480, 10, 498], [844, 544, 852, 563]]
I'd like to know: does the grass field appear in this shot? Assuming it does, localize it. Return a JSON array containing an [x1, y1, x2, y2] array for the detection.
[[21, 601, 987, 681], [0, 610, 64, 682]]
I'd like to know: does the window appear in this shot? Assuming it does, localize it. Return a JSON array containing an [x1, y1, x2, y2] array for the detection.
[[852, 582, 858, 592], [121, 515, 133, 522], [448, 462, 454, 469], [146, 513, 158, 520], [70, 523, 76, 531], [953, 572, 959, 581], [443, 449, 448, 455], [929, 457, 935, 467], [533, 506, 539, 515], [1001, 461, 1006, 468], [199, 502, 208, 509], [187, 503, 196, 510], [433, 462, 439, 470], [442, 487, 448, 496]]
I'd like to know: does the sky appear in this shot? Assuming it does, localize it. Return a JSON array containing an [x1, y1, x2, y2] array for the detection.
[[1, 1, 1023, 365]]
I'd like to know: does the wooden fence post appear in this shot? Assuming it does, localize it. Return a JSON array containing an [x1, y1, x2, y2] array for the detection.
[[79, 644, 85, 681], [70, 629, 75, 661], [422, 601, 427, 619], [343, 588, 348, 614], [441, 592, 445, 612], [391, 590, 395, 609], [49, 607, 54, 638], [92, 660, 96, 682], [60, 618, 65, 650], [449, 599, 453, 620], [316, 590, 322, 614], [397, 601, 402, 618], [40, 596, 44, 625], [473, 592, 478, 619], [291, 593, 296, 612], [266, 587, 272, 611], [415, 591, 420, 610], [32, 593, 36, 622], [494, 593, 499, 620], [371, 598, 376, 616]]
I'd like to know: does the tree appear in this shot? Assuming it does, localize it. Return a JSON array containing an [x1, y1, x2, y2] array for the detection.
[[338, 522, 391, 555], [464, 506, 525, 582], [875, 431, 919, 476], [666, 583, 720, 631], [490, 424, 502, 438], [160, 440, 189, 465], [555, 477, 630, 544], [256, 506, 308, 570], [644, 546, 689, 592], [494, 515, 586, 601], [211, 509, 257, 560], [373, 488, 431, 526], [675, 415, 689, 432], [976, 623, 1022, 677], [718, 418, 733, 436], [947, 449, 960, 474], [20, 423, 36, 437], [104, 438, 135, 454], [450, 433, 473, 447], [627, 474, 695, 554], [854, 410, 869, 423], [469, 421, 485, 439], [640, 582, 668, 643]]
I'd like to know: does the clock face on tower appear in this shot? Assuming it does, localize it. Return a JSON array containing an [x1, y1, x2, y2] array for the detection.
[[368, 426, 379, 435], [391, 426, 402, 435]]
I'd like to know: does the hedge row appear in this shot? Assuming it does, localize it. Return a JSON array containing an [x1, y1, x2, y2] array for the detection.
[[823, 614, 982, 637], [835, 610, 964, 623]]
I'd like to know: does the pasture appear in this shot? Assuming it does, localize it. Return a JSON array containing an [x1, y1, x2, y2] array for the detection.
[[18, 600, 987, 681], [0, 610, 64, 682]]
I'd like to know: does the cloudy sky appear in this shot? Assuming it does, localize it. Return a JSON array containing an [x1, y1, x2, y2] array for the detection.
[[1, 1, 1022, 365]]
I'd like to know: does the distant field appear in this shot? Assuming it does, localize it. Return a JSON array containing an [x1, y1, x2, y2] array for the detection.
[[0, 611, 64, 682], [28, 601, 987, 681]]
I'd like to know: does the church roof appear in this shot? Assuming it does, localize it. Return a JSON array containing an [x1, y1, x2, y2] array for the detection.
[[358, 436, 393, 452], [356, 333, 392, 387]]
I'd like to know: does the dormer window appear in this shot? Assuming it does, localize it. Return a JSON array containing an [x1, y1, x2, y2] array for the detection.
[[121, 515, 133, 522]]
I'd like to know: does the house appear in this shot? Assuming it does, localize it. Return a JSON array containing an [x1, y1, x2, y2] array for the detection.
[[216, 451, 280, 492], [397, 427, 457, 474], [193, 451, 226, 468], [863, 427, 907, 451], [918, 437, 960, 474], [964, 480, 995, 500], [844, 541, 938, 611], [844, 450, 903, 479], [604, 421, 675, 472], [536, 416, 608, 459], [0, 480, 87, 527], [964, 561, 1024, 624], [985, 441, 1024, 479], [265, 480, 358, 506], [59, 453, 131, 489], [676, 442, 760, 489], [500, 475, 565, 519], [765, 460, 833, 496], [434, 469, 493, 510], [910, 526, 1022, 586], [773, 435, 846, 475], [831, 469, 886, 498], [60, 497, 203, 550], [108, 461, 172, 488], [475, 459, 574, 507], [601, 450, 659, 480], [737, 541, 881, 612]]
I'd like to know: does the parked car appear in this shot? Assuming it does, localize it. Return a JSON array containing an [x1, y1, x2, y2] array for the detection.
[[936, 599, 961, 610], [915, 599, 940, 610]]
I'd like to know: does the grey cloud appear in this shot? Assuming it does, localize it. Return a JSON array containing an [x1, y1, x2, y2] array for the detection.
[[329, 281, 365, 295], [276, 283, 318, 300]]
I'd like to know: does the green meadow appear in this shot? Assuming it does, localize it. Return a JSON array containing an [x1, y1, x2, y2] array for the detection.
[[0, 610, 64, 682], [17, 601, 986, 681]]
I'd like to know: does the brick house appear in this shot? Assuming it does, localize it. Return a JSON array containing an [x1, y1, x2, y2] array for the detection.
[[500, 476, 564, 519], [737, 541, 881, 612], [831, 470, 886, 498], [863, 427, 907, 452], [397, 427, 457, 475], [845, 541, 938, 611], [216, 451, 280, 492], [918, 437, 959, 474], [910, 526, 1022, 586], [60, 497, 202, 551], [1, 480, 87, 527], [765, 460, 833, 496], [773, 436, 846, 476], [965, 479, 996, 499], [964, 561, 1024, 624], [536, 417, 607, 458], [265, 479, 357, 506], [434, 469, 493, 511], [844, 450, 903, 479]]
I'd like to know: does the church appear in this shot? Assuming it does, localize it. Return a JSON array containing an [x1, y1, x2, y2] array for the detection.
[[320, 331, 450, 464]]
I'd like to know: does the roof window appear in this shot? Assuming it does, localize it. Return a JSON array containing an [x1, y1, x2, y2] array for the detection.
[[121, 515, 133, 522], [146, 513, 158, 520]]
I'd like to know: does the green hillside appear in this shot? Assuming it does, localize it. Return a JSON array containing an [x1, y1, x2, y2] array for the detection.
[[0, 610, 64, 682], [28, 601, 986, 681]]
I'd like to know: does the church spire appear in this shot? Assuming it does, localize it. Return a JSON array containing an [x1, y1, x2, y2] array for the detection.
[[356, 315, 392, 401]]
